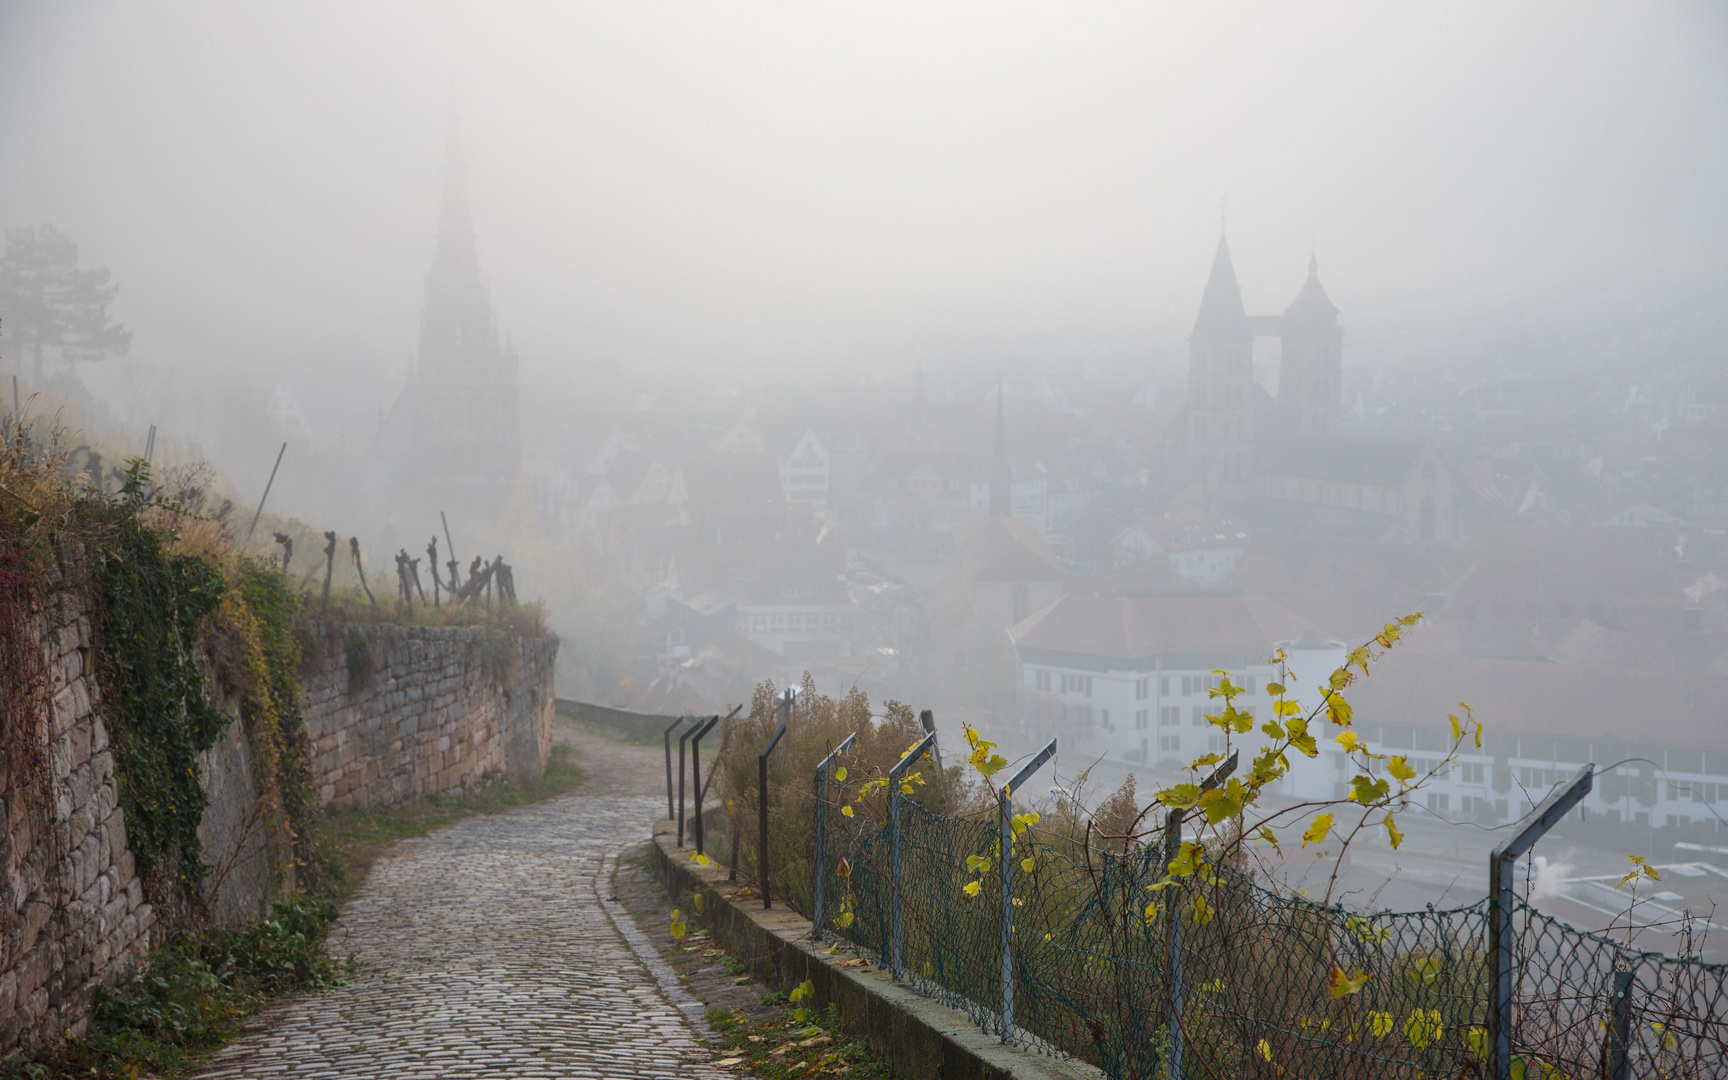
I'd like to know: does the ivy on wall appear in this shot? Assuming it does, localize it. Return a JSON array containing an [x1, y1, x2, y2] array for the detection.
[[85, 499, 228, 893]]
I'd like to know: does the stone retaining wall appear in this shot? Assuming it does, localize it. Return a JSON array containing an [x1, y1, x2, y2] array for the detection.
[[300, 623, 557, 809], [1, 606, 556, 1055], [0, 601, 150, 1051]]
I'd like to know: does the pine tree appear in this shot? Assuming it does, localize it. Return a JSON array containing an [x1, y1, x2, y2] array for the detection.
[[0, 224, 131, 377]]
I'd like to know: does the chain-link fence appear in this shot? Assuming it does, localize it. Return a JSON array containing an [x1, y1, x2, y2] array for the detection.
[[817, 793, 1728, 1080]]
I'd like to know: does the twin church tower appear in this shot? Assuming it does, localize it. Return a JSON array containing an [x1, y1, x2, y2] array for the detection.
[[1181, 234, 1343, 501]]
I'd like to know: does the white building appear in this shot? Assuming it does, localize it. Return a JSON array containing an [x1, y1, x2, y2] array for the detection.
[[779, 429, 830, 509]]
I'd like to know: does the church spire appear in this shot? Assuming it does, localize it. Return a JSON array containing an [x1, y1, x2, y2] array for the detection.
[[988, 383, 1012, 518], [1191, 231, 1250, 341]]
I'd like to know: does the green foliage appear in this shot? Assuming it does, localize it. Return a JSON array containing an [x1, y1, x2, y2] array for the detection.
[[232, 560, 321, 889], [705, 1003, 891, 1080], [0, 897, 344, 1079], [344, 624, 372, 692], [82, 483, 229, 891]]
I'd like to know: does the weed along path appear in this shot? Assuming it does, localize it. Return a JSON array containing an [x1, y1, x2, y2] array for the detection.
[[195, 723, 728, 1079]]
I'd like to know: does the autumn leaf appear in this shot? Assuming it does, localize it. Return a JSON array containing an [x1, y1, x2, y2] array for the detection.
[[841, 805, 854, 818], [1329, 967, 1369, 998], [1349, 775, 1390, 804], [966, 854, 993, 874], [1385, 813, 1403, 849], [1336, 730, 1359, 752], [1191, 894, 1213, 925], [1388, 756, 1417, 782], [1326, 694, 1353, 726], [1157, 783, 1203, 810], [1021, 857, 1035, 873], [833, 766, 847, 782], [962, 880, 982, 898], [1302, 813, 1333, 847], [1256, 1038, 1272, 1062]]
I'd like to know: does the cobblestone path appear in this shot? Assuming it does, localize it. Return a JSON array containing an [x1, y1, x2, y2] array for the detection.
[[196, 793, 725, 1079]]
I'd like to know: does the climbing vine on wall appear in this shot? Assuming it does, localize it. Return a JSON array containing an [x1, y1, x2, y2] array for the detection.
[[231, 560, 320, 890], [82, 487, 228, 894]]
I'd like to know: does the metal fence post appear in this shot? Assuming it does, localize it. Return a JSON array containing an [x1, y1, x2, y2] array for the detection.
[[759, 690, 793, 909], [889, 731, 939, 981], [813, 732, 859, 940], [1487, 764, 1593, 1080], [1606, 968, 1634, 1080], [690, 715, 720, 855], [678, 717, 698, 847], [663, 715, 686, 823], [999, 739, 1057, 1044], [1164, 750, 1237, 1080]]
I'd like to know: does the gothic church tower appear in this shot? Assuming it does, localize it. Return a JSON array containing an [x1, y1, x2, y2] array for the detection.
[[1277, 254, 1342, 436], [410, 145, 521, 511], [1185, 233, 1257, 499]]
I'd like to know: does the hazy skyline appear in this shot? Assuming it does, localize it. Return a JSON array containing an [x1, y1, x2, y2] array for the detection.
[[2, 2, 1725, 404]]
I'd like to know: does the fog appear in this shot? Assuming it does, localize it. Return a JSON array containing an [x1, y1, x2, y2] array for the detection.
[[4, 1, 1728, 946]]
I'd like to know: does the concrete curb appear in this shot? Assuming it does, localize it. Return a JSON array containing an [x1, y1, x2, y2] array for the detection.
[[650, 825, 1103, 1080]]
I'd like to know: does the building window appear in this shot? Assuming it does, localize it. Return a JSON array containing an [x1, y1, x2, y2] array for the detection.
[[1135, 678, 1150, 701], [1160, 676, 1170, 697], [1101, 709, 1110, 729], [1034, 669, 1051, 692], [1191, 707, 1207, 726], [1207, 735, 1227, 754], [1160, 707, 1180, 727], [1136, 709, 1149, 729], [1062, 674, 1094, 697], [1160, 735, 1181, 752]]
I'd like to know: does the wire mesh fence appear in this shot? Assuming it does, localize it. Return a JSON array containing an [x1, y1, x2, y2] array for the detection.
[[1510, 900, 1728, 1079], [817, 792, 1728, 1080]]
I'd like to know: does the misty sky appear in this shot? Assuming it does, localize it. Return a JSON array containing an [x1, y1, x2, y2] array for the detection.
[[2, 2, 1725, 400]]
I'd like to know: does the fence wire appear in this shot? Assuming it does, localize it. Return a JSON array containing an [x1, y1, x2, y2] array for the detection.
[[818, 795, 1728, 1080], [1510, 899, 1728, 1079]]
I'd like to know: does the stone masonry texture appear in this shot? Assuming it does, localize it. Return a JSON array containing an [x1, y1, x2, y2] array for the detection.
[[1, 605, 555, 1055], [299, 622, 558, 809], [0, 596, 149, 1053], [193, 793, 728, 1080]]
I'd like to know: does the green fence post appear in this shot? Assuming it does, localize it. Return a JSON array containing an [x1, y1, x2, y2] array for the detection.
[[813, 732, 859, 940], [889, 731, 938, 981], [1487, 764, 1593, 1080], [999, 740, 1057, 1044]]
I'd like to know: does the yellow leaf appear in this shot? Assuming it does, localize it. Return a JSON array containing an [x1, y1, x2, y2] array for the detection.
[[1336, 730, 1359, 752], [836, 911, 854, 929], [1329, 966, 1369, 998], [692, 853, 715, 869], [977, 754, 1008, 777], [962, 880, 982, 898], [693, 893, 704, 913], [1302, 813, 1333, 847], [1385, 813, 1403, 850], [1326, 694, 1353, 726], [1466, 1026, 1489, 1060], [1143, 901, 1159, 925], [1449, 714, 1462, 743], [841, 805, 854, 818], [1021, 857, 1035, 873], [1404, 1008, 1442, 1050], [1256, 1038, 1272, 1062], [1274, 699, 1303, 717], [1266, 681, 1286, 696], [1191, 894, 1213, 925], [1369, 1011, 1394, 1038], [833, 766, 847, 782], [1157, 783, 1203, 810], [1388, 756, 1417, 782], [966, 854, 993, 874]]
